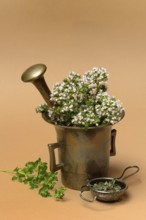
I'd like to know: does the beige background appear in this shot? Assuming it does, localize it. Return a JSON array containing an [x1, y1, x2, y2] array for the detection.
[[0, 0, 145, 219]]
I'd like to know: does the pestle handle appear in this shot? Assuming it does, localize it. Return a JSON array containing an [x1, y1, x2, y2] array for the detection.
[[21, 64, 53, 107]]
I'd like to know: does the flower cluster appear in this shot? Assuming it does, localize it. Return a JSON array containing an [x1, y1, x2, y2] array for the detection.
[[36, 67, 124, 128]]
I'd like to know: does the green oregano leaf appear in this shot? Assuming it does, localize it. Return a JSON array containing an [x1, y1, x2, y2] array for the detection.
[[39, 186, 52, 198], [0, 158, 66, 200], [54, 187, 66, 200]]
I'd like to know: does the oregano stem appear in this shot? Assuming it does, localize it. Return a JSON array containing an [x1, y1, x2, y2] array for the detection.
[[0, 158, 66, 200], [0, 170, 14, 174]]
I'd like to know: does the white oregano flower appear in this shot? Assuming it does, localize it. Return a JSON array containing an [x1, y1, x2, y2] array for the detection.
[[36, 67, 124, 128]]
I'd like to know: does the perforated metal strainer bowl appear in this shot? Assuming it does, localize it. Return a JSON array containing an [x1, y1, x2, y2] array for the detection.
[[80, 165, 140, 202]]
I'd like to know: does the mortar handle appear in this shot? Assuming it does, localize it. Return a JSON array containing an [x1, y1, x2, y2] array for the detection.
[[48, 142, 64, 172], [117, 165, 140, 180], [110, 129, 117, 156]]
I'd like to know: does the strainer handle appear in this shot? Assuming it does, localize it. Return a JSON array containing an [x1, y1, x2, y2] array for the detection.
[[117, 165, 140, 180], [80, 185, 95, 202]]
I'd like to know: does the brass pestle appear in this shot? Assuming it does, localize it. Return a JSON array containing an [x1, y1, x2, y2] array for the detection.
[[21, 64, 53, 107]]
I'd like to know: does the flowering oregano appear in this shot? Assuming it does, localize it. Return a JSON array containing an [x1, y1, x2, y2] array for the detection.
[[36, 67, 124, 127]]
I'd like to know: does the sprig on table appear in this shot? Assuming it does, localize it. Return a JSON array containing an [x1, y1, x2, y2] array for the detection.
[[0, 158, 66, 200]]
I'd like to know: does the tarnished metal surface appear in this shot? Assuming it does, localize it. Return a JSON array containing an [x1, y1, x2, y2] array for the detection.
[[46, 115, 117, 190], [21, 64, 53, 107], [21, 64, 125, 190], [81, 178, 127, 202], [80, 165, 140, 202]]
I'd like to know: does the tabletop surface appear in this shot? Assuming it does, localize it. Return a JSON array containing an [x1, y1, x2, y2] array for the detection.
[[0, 1, 145, 219]]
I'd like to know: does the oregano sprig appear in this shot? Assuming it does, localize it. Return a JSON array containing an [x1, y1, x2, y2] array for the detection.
[[0, 158, 66, 200]]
